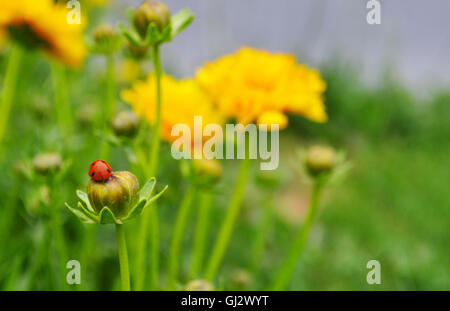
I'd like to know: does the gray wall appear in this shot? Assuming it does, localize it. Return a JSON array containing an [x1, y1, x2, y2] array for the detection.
[[113, 0, 450, 93]]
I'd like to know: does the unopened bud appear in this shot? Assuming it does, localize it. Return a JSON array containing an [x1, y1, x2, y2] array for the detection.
[[305, 145, 336, 176], [87, 171, 139, 218], [32, 152, 62, 175], [184, 279, 215, 291], [133, 1, 171, 37], [93, 24, 116, 44], [192, 159, 223, 185], [111, 111, 140, 138]]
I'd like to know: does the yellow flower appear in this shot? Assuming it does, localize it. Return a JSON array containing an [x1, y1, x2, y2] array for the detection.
[[196, 47, 327, 128], [0, 0, 87, 67], [121, 74, 224, 144], [116, 59, 141, 84]]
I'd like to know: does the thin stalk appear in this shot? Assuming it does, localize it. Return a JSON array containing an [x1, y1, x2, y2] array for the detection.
[[167, 186, 195, 290], [48, 188, 69, 290], [189, 190, 212, 278], [51, 63, 73, 137], [270, 180, 323, 290], [204, 156, 251, 281], [135, 44, 163, 290], [27, 222, 51, 289], [0, 45, 23, 147], [115, 224, 131, 291], [99, 55, 116, 159], [250, 194, 273, 273]]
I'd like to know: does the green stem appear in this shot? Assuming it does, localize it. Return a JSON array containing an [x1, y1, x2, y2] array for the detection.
[[135, 44, 163, 291], [99, 55, 116, 160], [189, 190, 212, 279], [0, 45, 23, 147], [115, 224, 130, 291], [105, 55, 116, 122], [48, 193, 69, 290], [270, 180, 323, 290], [250, 194, 273, 273], [204, 156, 251, 281], [51, 62, 73, 137], [167, 186, 195, 290]]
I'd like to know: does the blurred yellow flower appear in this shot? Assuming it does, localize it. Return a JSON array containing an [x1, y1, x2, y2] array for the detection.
[[0, 0, 87, 67], [196, 47, 327, 128], [121, 74, 224, 144], [116, 59, 141, 84]]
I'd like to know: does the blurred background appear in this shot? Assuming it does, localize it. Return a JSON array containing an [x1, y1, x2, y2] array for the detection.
[[0, 0, 448, 290]]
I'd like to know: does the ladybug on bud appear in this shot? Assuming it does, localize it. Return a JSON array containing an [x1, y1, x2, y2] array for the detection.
[[89, 160, 112, 181]]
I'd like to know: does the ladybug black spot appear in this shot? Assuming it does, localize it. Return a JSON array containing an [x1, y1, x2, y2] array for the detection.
[[107, 169, 111, 173], [91, 163, 95, 166], [102, 160, 106, 163], [91, 172, 95, 177]]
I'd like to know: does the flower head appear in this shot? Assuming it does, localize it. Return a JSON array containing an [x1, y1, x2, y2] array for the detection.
[[196, 47, 327, 128], [0, 0, 87, 67], [121, 74, 224, 145]]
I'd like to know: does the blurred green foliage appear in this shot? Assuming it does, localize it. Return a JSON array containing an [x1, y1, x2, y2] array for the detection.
[[0, 49, 448, 290]]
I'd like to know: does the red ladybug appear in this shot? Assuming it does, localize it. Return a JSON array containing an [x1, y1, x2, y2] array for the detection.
[[89, 160, 112, 181]]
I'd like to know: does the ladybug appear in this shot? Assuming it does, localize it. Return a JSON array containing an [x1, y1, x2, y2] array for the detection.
[[89, 160, 112, 181]]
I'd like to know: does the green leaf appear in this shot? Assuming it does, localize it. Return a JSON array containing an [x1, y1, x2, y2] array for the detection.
[[146, 185, 168, 206], [76, 190, 95, 213], [65, 203, 96, 224], [119, 23, 143, 47], [145, 23, 160, 45], [124, 199, 147, 221], [171, 9, 194, 38], [139, 178, 156, 201], [77, 202, 99, 223], [99, 207, 121, 224]]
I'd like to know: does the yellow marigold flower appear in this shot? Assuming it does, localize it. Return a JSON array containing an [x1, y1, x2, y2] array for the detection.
[[121, 74, 224, 144], [257, 110, 288, 130], [196, 47, 327, 127], [0, 0, 87, 67]]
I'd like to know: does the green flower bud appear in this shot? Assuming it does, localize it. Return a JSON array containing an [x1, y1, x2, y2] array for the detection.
[[87, 171, 139, 218], [192, 159, 223, 185], [305, 145, 336, 176], [127, 43, 149, 59], [32, 152, 62, 175], [92, 24, 122, 55], [184, 279, 215, 291], [111, 111, 140, 138], [77, 104, 98, 127], [133, 1, 171, 37], [231, 269, 252, 290], [93, 24, 116, 44]]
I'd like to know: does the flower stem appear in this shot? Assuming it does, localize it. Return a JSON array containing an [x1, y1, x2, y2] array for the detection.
[[250, 194, 273, 273], [0, 45, 23, 147], [135, 44, 163, 290], [115, 224, 130, 291], [204, 156, 251, 281], [99, 55, 116, 159], [189, 190, 212, 279], [168, 186, 195, 290], [270, 179, 323, 290], [51, 62, 73, 137]]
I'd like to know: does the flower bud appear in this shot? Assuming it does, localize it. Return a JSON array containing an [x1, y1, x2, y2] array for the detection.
[[192, 159, 223, 185], [231, 269, 252, 290], [184, 279, 215, 291], [111, 111, 140, 138], [127, 43, 148, 59], [133, 1, 171, 37], [93, 24, 116, 44], [305, 145, 336, 176], [32, 152, 62, 175], [87, 171, 139, 218]]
